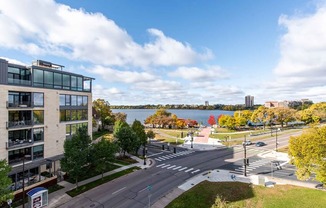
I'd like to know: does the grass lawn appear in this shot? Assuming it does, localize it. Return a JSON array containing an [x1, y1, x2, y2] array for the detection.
[[92, 130, 111, 140], [66, 167, 140, 197], [167, 181, 326, 208]]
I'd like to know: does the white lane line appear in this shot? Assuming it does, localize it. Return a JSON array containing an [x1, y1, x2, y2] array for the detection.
[[178, 167, 188, 171], [184, 168, 194, 173], [167, 165, 176, 169], [191, 169, 200, 174], [161, 164, 171, 168], [156, 163, 166, 167], [154, 158, 162, 161], [148, 152, 164, 157], [173, 166, 182, 170], [112, 187, 126, 195]]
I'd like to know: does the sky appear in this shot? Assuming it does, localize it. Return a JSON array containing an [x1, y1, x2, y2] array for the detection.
[[0, 0, 326, 105]]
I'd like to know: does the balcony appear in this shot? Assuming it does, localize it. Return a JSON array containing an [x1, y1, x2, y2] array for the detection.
[[6, 139, 33, 149], [6, 101, 32, 108], [8, 78, 32, 86], [6, 120, 33, 129]]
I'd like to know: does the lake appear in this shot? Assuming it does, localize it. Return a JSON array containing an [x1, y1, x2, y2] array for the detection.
[[111, 109, 235, 125]]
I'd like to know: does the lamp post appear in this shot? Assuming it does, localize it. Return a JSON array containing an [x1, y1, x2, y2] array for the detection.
[[190, 132, 193, 148], [143, 147, 147, 165], [22, 154, 31, 208]]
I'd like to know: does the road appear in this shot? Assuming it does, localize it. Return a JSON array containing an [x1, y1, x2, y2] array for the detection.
[[58, 129, 305, 208]]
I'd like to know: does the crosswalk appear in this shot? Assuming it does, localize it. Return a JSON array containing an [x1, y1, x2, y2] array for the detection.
[[232, 158, 272, 175], [233, 146, 266, 154], [156, 163, 200, 174], [153, 150, 194, 162]]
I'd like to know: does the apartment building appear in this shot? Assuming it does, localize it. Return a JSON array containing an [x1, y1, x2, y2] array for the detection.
[[245, 95, 254, 108], [0, 58, 94, 191], [264, 101, 289, 108]]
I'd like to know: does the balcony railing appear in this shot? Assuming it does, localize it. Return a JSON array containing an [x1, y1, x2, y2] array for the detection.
[[8, 78, 32, 86], [6, 139, 33, 149], [6, 120, 33, 129], [6, 101, 32, 108]]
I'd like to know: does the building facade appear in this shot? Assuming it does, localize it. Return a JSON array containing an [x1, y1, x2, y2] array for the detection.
[[245, 95, 254, 108], [264, 101, 289, 108], [0, 59, 93, 192]]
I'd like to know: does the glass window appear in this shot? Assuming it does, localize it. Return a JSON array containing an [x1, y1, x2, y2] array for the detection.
[[33, 93, 44, 107], [65, 110, 71, 121], [8, 147, 32, 164], [59, 95, 65, 106], [71, 110, 77, 121], [71, 95, 77, 106], [66, 125, 71, 136], [71, 124, 77, 135], [71, 76, 77, 91], [65, 95, 71, 106], [63, 74, 70, 90], [60, 110, 66, 122], [54, 73, 62, 89], [82, 110, 88, 120], [77, 110, 82, 120], [33, 145, 44, 159], [77, 96, 83, 106], [82, 96, 88, 106], [33, 128, 44, 142], [33, 69, 44, 87], [83, 79, 91, 92], [33, 110, 44, 125], [44, 71, 53, 88], [77, 77, 83, 91]]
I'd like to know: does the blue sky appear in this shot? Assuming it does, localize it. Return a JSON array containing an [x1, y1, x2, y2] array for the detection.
[[0, 0, 325, 105]]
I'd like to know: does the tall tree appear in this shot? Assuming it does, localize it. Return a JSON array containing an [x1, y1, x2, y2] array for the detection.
[[93, 99, 113, 130], [91, 139, 117, 179], [289, 126, 326, 184], [113, 112, 127, 123], [61, 126, 91, 188], [251, 106, 268, 129], [0, 159, 13, 206], [114, 125, 136, 156], [273, 107, 296, 128], [207, 115, 216, 126], [146, 130, 155, 142], [131, 120, 147, 155]]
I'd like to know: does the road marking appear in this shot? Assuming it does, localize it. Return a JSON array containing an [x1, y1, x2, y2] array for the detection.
[[156, 163, 165, 167], [161, 164, 171, 168], [154, 158, 162, 161], [167, 165, 176, 169], [173, 166, 182, 170], [112, 187, 126, 195], [148, 152, 164, 157], [185, 168, 194, 173], [178, 167, 188, 171], [191, 169, 200, 174]]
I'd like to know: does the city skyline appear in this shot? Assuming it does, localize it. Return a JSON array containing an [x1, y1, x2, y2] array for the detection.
[[0, 0, 326, 105]]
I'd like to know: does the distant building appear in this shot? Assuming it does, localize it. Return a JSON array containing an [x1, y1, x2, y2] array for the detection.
[[245, 95, 254, 107], [265, 101, 289, 108], [205, 101, 209, 106]]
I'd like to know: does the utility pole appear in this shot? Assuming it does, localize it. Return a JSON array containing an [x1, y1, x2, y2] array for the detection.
[[243, 135, 247, 177]]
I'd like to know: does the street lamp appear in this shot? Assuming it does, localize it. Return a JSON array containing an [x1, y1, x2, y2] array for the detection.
[[143, 147, 147, 166], [22, 154, 31, 208]]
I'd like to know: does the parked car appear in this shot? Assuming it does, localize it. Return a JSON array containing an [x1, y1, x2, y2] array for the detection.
[[255, 142, 266, 147], [315, 183, 324, 190], [244, 140, 252, 146]]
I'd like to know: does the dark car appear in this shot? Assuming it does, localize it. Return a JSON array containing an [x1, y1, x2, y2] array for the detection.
[[315, 183, 324, 189], [255, 142, 266, 147]]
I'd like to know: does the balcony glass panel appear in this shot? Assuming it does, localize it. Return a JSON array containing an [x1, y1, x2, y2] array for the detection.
[[33, 110, 44, 125], [8, 92, 32, 108], [77, 96, 83, 106], [63, 74, 70, 90], [33, 69, 44, 87], [7, 129, 32, 148], [33, 145, 44, 159], [71, 76, 77, 91], [8, 111, 32, 128], [82, 96, 88, 106], [8, 67, 31, 86], [71, 95, 77, 106], [44, 71, 53, 88], [33, 128, 44, 142], [8, 147, 32, 165], [54, 72, 62, 89], [77, 77, 83, 91], [33, 92, 44, 107]]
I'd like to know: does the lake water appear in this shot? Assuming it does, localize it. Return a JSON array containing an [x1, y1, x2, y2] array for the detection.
[[112, 109, 235, 125]]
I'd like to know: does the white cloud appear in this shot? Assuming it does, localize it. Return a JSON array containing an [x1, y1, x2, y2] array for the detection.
[[0, 56, 27, 65], [0, 0, 212, 67], [90, 65, 157, 84], [168, 65, 229, 81], [274, 5, 326, 86]]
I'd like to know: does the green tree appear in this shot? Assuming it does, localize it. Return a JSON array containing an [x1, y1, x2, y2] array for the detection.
[[113, 120, 129, 136], [0, 159, 13, 206], [146, 130, 155, 142], [93, 99, 113, 130], [131, 120, 147, 155], [273, 107, 297, 128], [114, 125, 136, 156], [91, 139, 117, 179], [288, 126, 326, 184], [61, 126, 91, 188], [251, 106, 268, 129], [218, 115, 236, 130]]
